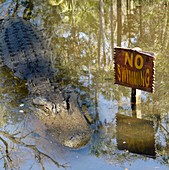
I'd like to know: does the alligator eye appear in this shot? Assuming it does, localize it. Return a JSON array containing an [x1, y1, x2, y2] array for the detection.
[[43, 106, 50, 112]]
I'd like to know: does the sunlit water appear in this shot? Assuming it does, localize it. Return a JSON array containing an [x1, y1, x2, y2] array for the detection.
[[0, 0, 169, 170]]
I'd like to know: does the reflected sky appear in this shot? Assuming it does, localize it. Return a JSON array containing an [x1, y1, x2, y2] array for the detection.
[[0, 0, 169, 169]]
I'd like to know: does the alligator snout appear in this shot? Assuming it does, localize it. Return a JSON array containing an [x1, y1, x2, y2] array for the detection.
[[32, 92, 92, 149], [64, 132, 91, 149]]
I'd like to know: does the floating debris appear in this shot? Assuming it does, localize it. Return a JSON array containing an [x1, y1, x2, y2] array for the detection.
[[19, 103, 25, 107], [19, 110, 24, 113]]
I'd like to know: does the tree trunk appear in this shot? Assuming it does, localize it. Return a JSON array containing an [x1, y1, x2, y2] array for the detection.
[[161, 2, 169, 50], [98, 26, 101, 69], [117, 0, 122, 46], [100, 0, 106, 66], [110, 0, 114, 63], [139, 0, 143, 41]]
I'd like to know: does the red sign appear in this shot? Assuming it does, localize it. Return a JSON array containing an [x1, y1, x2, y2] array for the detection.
[[114, 47, 155, 92]]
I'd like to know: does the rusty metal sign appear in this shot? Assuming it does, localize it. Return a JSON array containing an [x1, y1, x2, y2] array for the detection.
[[114, 47, 155, 92]]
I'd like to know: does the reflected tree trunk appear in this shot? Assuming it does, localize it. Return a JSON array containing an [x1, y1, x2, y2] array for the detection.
[[12, 0, 19, 17], [126, 0, 132, 46], [110, 0, 114, 62], [139, 0, 143, 41], [88, 63, 91, 88], [117, 0, 122, 46], [162, 2, 169, 50], [98, 24, 101, 69], [94, 84, 101, 130], [116, 0, 122, 113], [100, 0, 106, 67]]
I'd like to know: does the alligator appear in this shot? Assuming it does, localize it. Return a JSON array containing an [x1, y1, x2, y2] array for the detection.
[[0, 17, 91, 149]]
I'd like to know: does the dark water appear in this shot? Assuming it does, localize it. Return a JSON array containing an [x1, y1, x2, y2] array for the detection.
[[0, 0, 169, 170]]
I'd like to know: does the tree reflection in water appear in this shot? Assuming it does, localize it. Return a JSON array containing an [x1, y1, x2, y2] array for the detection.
[[0, 0, 169, 169]]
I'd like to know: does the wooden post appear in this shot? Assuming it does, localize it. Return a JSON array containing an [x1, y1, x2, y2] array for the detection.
[[131, 88, 142, 118], [131, 47, 142, 118], [131, 88, 136, 117]]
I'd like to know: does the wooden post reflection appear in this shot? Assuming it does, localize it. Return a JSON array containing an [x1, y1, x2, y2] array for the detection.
[[131, 89, 142, 119]]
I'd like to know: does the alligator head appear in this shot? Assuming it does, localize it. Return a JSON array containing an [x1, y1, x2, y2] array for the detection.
[[32, 89, 92, 149]]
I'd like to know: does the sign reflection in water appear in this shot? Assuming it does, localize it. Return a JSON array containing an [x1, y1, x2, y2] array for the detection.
[[116, 114, 156, 157]]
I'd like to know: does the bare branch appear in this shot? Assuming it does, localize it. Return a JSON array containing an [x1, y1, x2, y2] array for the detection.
[[0, 130, 69, 169]]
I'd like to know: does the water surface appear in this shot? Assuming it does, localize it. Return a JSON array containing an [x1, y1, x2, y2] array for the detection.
[[0, 0, 169, 170]]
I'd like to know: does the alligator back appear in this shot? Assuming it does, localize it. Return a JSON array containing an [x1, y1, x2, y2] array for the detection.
[[0, 17, 53, 80]]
